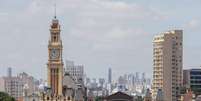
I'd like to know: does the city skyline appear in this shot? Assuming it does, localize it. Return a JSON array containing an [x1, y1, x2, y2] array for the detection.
[[0, 0, 201, 80]]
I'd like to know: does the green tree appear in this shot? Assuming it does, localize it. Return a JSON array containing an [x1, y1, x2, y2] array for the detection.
[[0, 92, 15, 101], [95, 96, 100, 101]]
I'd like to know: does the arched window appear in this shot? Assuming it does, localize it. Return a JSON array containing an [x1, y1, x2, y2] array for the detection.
[[54, 36, 56, 41]]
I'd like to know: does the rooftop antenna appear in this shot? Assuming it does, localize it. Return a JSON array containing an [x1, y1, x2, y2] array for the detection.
[[54, 0, 57, 19]]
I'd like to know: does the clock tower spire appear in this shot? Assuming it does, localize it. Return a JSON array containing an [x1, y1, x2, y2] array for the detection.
[[47, 16, 63, 96], [54, 0, 57, 19]]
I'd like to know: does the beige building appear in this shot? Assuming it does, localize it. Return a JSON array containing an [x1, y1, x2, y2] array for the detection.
[[0, 77, 5, 92], [3, 76, 23, 100], [152, 30, 183, 101], [1, 68, 24, 100]]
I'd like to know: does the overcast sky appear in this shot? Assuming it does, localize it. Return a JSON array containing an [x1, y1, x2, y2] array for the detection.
[[0, 0, 201, 80]]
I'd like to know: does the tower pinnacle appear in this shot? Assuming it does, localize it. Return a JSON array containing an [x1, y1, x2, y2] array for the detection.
[[54, 0, 57, 19]]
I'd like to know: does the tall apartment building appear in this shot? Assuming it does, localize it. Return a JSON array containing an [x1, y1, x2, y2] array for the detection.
[[4, 76, 23, 100], [1, 68, 23, 100], [152, 30, 183, 101]]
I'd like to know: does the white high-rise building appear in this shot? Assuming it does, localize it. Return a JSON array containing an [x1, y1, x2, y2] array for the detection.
[[152, 30, 183, 101], [66, 60, 84, 83]]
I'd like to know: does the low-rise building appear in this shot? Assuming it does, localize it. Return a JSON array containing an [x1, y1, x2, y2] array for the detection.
[[144, 89, 152, 101], [183, 69, 201, 96], [180, 89, 195, 101], [105, 92, 133, 101]]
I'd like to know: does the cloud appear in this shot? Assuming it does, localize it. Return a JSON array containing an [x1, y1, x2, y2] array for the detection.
[[50, 0, 168, 22], [185, 19, 200, 29], [0, 0, 191, 79], [55, 0, 163, 41]]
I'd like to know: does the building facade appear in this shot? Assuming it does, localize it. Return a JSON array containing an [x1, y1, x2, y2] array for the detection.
[[152, 30, 183, 101], [0, 68, 24, 100], [18, 72, 40, 95], [66, 60, 84, 83], [183, 69, 190, 88], [0, 77, 5, 92], [183, 69, 201, 95], [0, 68, 40, 101], [3, 76, 23, 100]]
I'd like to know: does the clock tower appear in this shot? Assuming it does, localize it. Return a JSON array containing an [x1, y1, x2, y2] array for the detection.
[[47, 16, 63, 96]]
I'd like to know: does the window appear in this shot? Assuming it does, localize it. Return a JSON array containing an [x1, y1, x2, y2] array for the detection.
[[68, 97, 70, 100], [54, 36, 56, 41]]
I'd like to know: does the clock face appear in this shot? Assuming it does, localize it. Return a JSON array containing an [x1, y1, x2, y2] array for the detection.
[[50, 49, 59, 59]]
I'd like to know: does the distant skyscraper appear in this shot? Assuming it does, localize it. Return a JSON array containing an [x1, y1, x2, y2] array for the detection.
[[142, 72, 146, 83], [135, 72, 139, 84], [98, 78, 105, 88], [108, 68, 112, 83], [7, 67, 12, 77], [127, 74, 134, 90], [118, 76, 127, 86], [85, 77, 91, 86], [152, 30, 183, 101]]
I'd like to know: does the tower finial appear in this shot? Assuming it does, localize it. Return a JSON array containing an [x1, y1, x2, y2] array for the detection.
[[54, 0, 57, 19]]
